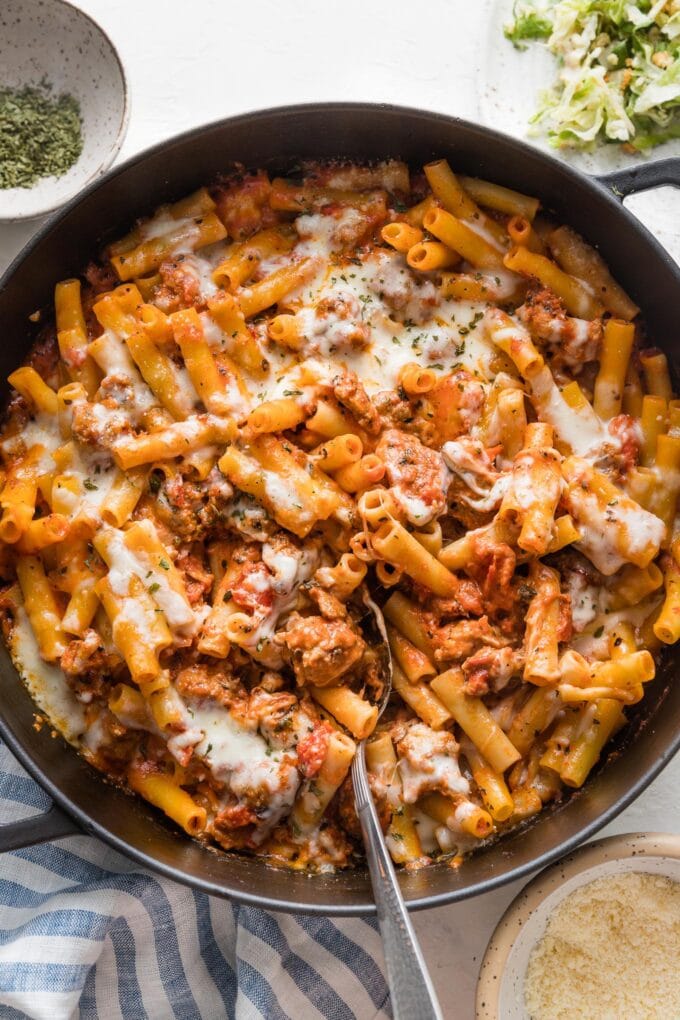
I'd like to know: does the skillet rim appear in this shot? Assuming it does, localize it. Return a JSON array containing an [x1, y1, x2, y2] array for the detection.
[[1, 100, 679, 915]]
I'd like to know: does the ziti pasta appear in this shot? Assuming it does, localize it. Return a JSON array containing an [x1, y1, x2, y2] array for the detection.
[[0, 158, 672, 871]]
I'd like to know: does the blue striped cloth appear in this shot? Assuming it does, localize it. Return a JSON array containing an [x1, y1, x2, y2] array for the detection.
[[0, 741, 391, 1019]]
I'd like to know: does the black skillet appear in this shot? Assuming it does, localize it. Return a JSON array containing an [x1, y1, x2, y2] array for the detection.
[[0, 104, 678, 915]]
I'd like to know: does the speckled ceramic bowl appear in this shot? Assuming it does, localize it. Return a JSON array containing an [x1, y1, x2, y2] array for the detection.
[[476, 832, 680, 1019], [0, 0, 129, 221]]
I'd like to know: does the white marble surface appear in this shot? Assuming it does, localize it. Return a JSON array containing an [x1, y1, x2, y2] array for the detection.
[[1, 2, 679, 1016]]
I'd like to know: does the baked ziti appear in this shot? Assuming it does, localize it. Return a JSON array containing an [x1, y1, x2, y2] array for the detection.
[[0, 157, 674, 871]]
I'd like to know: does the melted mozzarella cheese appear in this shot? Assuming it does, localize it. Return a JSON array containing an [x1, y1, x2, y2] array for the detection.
[[462, 215, 505, 251], [9, 608, 86, 743], [116, 596, 163, 648], [1, 413, 61, 474], [442, 438, 511, 511], [91, 331, 157, 418], [259, 226, 497, 399], [192, 703, 280, 777], [238, 545, 319, 666], [261, 542, 301, 594], [571, 489, 665, 576], [261, 469, 311, 520], [180, 252, 220, 299], [101, 525, 197, 636], [564, 573, 605, 633], [295, 208, 367, 256], [223, 494, 271, 540], [56, 442, 118, 523], [389, 460, 451, 527], [572, 598, 662, 660], [396, 492, 431, 524], [530, 366, 611, 459], [189, 701, 300, 829], [442, 439, 496, 496], [142, 215, 201, 258], [398, 723, 470, 803], [400, 750, 470, 803], [141, 211, 189, 241], [410, 808, 440, 855], [83, 399, 131, 435]]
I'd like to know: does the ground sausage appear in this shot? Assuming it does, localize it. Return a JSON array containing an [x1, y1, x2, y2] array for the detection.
[[377, 428, 450, 525], [332, 370, 382, 435], [278, 612, 365, 687]]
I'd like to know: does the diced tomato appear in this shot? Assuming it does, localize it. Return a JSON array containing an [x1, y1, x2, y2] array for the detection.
[[296, 721, 333, 779], [429, 371, 485, 442], [609, 414, 640, 473], [230, 562, 274, 613]]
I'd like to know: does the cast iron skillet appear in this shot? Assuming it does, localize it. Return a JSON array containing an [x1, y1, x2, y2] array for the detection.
[[0, 104, 679, 915]]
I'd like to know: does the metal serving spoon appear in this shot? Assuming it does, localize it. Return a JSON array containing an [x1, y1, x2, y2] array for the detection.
[[353, 597, 444, 1020]]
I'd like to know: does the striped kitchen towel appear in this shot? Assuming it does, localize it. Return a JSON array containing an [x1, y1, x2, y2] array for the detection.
[[0, 741, 391, 1020]]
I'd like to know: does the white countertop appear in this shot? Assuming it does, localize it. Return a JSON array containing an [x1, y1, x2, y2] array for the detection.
[[1, 1, 679, 1016]]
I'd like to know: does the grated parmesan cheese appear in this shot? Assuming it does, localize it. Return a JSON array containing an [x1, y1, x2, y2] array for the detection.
[[524, 871, 680, 1020]]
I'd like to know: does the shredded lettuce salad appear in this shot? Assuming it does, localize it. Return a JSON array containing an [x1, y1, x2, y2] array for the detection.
[[505, 0, 680, 149]]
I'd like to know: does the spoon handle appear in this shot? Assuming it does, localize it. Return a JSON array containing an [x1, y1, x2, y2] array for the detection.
[[352, 744, 444, 1020]]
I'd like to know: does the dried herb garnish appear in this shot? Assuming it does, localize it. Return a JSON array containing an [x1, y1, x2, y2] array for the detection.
[[0, 80, 83, 189]]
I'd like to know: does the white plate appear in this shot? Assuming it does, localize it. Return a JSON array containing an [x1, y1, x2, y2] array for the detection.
[[476, 832, 680, 1020], [477, 0, 680, 263]]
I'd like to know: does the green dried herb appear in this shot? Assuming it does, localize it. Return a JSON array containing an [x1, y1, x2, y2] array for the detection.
[[0, 80, 83, 189]]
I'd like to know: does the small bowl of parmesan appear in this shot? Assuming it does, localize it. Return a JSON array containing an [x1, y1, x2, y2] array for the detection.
[[476, 832, 680, 1020], [0, 0, 129, 221]]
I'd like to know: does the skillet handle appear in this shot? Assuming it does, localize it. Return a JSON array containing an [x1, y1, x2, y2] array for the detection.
[[0, 804, 81, 852], [597, 157, 680, 200]]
